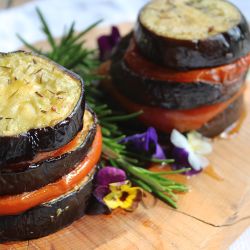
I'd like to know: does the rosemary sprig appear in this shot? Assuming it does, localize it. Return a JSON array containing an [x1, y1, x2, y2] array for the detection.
[[18, 9, 188, 208]]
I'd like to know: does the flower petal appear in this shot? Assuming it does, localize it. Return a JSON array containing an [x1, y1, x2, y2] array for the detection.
[[103, 192, 122, 210], [172, 146, 190, 166], [110, 26, 120, 46], [187, 131, 212, 155], [93, 185, 110, 203], [170, 129, 191, 152], [119, 187, 143, 211], [121, 127, 166, 160], [188, 152, 209, 171], [96, 167, 126, 186], [153, 143, 166, 160], [109, 180, 131, 192], [97, 26, 121, 61], [103, 182, 142, 211]]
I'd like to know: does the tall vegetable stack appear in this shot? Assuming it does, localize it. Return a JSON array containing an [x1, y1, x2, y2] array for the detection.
[[0, 52, 102, 242], [106, 0, 250, 137]]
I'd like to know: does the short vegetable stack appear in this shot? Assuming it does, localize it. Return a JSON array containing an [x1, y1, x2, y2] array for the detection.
[[107, 0, 250, 137], [0, 52, 102, 242]]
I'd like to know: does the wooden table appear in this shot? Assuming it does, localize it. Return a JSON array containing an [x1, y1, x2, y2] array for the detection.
[[1, 23, 250, 250]]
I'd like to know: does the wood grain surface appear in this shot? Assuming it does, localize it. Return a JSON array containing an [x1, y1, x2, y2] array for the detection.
[[1, 24, 250, 250]]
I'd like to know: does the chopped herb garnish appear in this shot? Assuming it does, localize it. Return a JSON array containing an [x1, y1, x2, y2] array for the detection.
[[56, 91, 66, 95], [9, 89, 19, 98], [34, 68, 43, 74], [0, 66, 11, 70], [35, 91, 44, 97], [47, 89, 55, 95]]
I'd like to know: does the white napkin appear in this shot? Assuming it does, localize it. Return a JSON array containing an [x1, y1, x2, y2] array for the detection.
[[0, 0, 148, 52], [0, 0, 249, 52]]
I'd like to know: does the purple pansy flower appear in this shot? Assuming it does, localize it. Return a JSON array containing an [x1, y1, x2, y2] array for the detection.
[[93, 166, 126, 202], [97, 26, 121, 61], [120, 127, 166, 160], [93, 167, 142, 211], [170, 129, 212, 176]]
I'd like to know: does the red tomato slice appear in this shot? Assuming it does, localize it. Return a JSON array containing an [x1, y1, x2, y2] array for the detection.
[[104, 79, 245, 133], [124, 39, 250, 85], [0, 126, 102, 216]]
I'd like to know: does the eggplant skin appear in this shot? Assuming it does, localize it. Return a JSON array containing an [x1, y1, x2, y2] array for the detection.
[[134, 14, 250, 70], [199, 95, 244, 137], [0, 106, 97, 196], [0, 51, 85, 168], [110, 36, 246, 110], [0, 167, 97, 243]]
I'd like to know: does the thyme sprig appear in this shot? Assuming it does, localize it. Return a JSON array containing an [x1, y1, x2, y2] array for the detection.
[[18, 9, 188, 208]]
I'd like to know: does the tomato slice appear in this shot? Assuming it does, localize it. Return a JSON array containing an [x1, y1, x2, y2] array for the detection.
[[0, 126, 102, 216], [104, 79, 245, 133], [6, 125, 85, 172], [124, 39, 250, 85]]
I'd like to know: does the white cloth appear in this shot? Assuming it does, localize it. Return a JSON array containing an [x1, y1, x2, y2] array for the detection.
[[0, 0, 249, 52], [0, 0, 148, 51], [0, 1, 249, 249]]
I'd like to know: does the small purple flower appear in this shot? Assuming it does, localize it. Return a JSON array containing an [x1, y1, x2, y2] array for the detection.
[[171, 147, 202, 176], [120, 127, 166, 160], [170, 129, 212, 175], [97, 26, 121, 61], [93, 167, 142, 212], [93, 166, 126, 202]]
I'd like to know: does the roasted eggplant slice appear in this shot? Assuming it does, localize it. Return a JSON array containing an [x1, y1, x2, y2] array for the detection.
[[134, 0, 250, 70], [0, 167, 97, 242], [102, 76, 244, 137], [110, 37, 248, 109], [0, 107, 97, 196], [198, 95, 244, 137], [0, 51, 85, 167]]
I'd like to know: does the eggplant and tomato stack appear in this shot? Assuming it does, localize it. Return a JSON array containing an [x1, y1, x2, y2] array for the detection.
[[105, 0, 250, 137], [0, 51, 102, 242]]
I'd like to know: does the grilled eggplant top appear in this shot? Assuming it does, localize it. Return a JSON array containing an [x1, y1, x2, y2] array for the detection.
[[140, 0, 241, 41], [0, 51, 85, 166], [0, 51, 82, 136], [135, 0, 250, 70]]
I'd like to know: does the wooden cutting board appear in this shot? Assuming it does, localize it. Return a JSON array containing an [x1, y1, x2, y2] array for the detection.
[[1, 24, 250, 250]]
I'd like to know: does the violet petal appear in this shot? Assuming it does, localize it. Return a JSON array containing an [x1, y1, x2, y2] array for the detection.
[[153, 143, 166, 160], [97, 35, 113, 61], [121, 127, 166, 160], [96, 166, 126, 186], [110, 26, 120, 46], [97, 26, 121, 61], [172, 147, 190, 166], [93, 185, 110, 203], [172, 147, 202, 176]]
